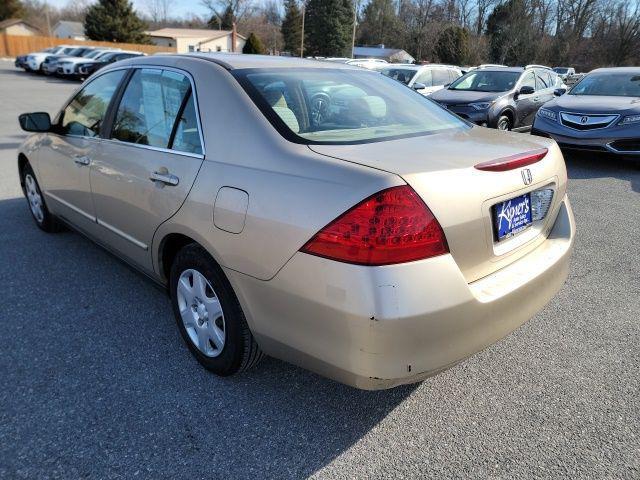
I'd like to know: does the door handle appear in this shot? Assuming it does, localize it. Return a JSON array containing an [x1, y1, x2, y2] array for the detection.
[[73, 155, 90, 166], [533, 96, 540, 102], [150, 171, 179, 186]]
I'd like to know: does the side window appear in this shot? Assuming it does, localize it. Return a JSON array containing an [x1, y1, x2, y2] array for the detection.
[[171, 92, 203, 155], [521, 72, 536, 91], [432, 69, 450, 86], [535, 70, 550, 90], [111, 69, 191, 148], [415, 69, 432, 86], [60, 69, 125, 137]]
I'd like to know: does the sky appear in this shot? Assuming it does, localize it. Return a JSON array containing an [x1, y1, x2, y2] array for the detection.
[[45, 0, 213, 20]]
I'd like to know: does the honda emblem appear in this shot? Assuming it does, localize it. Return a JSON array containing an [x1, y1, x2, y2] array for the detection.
[[521, 168, 533, 185]]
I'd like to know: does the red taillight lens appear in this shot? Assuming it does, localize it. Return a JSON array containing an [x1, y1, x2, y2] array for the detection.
[[474, 148, 548, 172], [300, 185, 448, 266]]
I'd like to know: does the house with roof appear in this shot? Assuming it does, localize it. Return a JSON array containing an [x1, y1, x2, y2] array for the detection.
[[0, 19, 42, 36], [147, 28, 246, 54], [353, 45, 415, 64], [53, 21, 86, 41]]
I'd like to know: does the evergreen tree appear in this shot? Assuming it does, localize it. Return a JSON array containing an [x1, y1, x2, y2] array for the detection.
[[0, 0, 24, 21], [281, 0, 302, 56], [356, 0, 400, 47], [435, 26, 470, 64], [84, 0, 149, 44], [242, 32, 266, 54], [305, 0, 354, 57], [486, 0, 536, 65]]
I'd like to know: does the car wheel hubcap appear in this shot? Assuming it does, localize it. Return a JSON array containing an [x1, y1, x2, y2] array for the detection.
[[177, 269, 225, 357], [25, 174, 44, 223], [498, 119, 510, 131]]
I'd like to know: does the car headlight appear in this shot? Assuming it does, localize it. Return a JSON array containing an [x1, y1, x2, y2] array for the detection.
[[537, 108, 557, 121], [470, 102, 493, 110], [619, 114, 640, 125]]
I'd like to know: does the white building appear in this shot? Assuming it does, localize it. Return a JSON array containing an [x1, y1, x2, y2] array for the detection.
[[147, 28, 246, 54], [53, 21, 86, 41]]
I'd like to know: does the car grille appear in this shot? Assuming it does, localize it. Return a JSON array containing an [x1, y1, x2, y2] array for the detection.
[[559, 112, 619, 131]]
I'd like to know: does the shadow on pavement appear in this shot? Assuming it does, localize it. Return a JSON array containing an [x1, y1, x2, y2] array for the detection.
[[564, 151, 640, 193], [0, 196, 417, 478]]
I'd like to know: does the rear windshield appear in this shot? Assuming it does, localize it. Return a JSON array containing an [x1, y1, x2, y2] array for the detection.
[[379, 68, 417, 85], [233, 68, 468, 145], [553, 68, 569, 74], [570, 72, 640, 97], [449, 70, 520, 92]]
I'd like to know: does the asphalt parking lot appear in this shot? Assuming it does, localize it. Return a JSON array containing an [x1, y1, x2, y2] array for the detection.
[[0, 59, 638, 479]]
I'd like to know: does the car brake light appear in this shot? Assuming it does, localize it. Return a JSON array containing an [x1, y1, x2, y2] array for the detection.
[[474, 148, 548, 172], [300, 185, 448, 266]]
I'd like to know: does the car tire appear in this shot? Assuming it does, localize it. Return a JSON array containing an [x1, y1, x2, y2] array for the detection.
[[496, 114, 512, 131], [21, 163, 62, 233], [170, 243, 264, 376]]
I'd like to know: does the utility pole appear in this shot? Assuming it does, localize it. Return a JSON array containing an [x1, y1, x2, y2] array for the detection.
[[351, 1, 357, 59], [300, 5, 305, 58]]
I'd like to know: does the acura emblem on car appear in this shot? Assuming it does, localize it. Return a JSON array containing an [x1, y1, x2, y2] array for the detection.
[[580, 116, 589, 124], [521, 168, 533, 185]]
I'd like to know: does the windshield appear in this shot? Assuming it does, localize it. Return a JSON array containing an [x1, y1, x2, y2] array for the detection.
[[86, 50, 106, 59], [570, 72, 640, 97], [234, 68, 468, 145], [379, 68, 416, 85], [449, 70, 520, 92], [553, 68, 569, 74], [67, 48, 86, 56]]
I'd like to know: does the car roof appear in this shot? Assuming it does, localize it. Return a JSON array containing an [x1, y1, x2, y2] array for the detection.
[[173, 53, 364, 70], [589, 67, 640, 74]]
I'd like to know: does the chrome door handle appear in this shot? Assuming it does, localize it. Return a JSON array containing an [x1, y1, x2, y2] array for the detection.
[[73, 155, 90, 166], [150, 171, 179, 186]]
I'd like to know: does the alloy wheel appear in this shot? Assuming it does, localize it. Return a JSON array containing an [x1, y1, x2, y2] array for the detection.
[[25, 174, 44, 223], [176, 269, 226, 357]]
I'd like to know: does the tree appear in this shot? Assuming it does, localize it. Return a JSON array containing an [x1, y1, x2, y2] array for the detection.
[[242, 32, 266, 53], [486, 0, 536, 65], [0, 0, 24, 21], [435, 25, 470, 64], [84, 0, 149, 43], [202, 0, 253, 28], [281, 0, 302, 55], [357, 0, 401, 47], [305, 0, 354, 57]]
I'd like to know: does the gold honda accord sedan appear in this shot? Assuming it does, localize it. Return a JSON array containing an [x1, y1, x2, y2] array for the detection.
[[17, 54, 575, 389]]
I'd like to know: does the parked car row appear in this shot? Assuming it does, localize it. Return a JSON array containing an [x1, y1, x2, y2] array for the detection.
[[15, 44, 145, 81]]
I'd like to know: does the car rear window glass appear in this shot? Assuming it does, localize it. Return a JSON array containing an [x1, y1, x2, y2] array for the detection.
[[170, 92, 203, 155], [449, 70, 520, 92], [415, 69, 433, 86], [60, 69, 125, 137], [570, 72, 640, 97], [111, 68, 191, 148], [233, 68, 468, 145]]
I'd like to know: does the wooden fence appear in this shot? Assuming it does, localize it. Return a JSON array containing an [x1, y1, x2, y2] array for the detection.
[[0, 34, 174, 58]]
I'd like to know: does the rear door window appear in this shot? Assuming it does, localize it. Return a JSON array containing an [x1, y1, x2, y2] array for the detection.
[[111, 69, 191, 148], [415, 69, 433, 86], [432, 69, 450, 86]]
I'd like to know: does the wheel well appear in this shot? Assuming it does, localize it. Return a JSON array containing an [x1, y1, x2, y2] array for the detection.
[[159, 233, 197, 282], [501, 109, 514, 124]]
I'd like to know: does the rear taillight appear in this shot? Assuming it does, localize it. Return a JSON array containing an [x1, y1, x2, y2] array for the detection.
[[474, 148, 548, 172], [300, 185, 448, 266]]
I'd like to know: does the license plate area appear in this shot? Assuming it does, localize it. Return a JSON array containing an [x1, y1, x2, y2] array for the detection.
[[492, 193, 533, 242]]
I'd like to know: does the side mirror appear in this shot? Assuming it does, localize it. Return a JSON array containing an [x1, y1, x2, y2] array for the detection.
[[518, 85, 535, 96], [554, 88, 567, 96], [412, 82, 426, 91], [19, 112, 51, 132]]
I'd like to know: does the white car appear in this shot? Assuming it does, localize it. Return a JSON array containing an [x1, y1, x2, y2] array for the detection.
[[345, 58, 388, 70], [57, 49, 119, 77], [25, 45, 78, 72], [380, 64, 463, 96]]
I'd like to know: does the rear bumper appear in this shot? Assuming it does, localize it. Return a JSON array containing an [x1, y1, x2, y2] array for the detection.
[[228, 196, 575, 389]]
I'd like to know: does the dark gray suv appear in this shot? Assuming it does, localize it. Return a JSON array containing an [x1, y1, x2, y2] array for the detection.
[[430, 66, 562, 131], [532, 67, 640, 156]]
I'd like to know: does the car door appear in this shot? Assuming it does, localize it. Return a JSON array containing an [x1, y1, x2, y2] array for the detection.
[[534, 69, 555, 105], [514, 71, 537, 127], [429, 69, 451, 94], [90, 67, 204, 272], [36, 69, 126, 230]]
